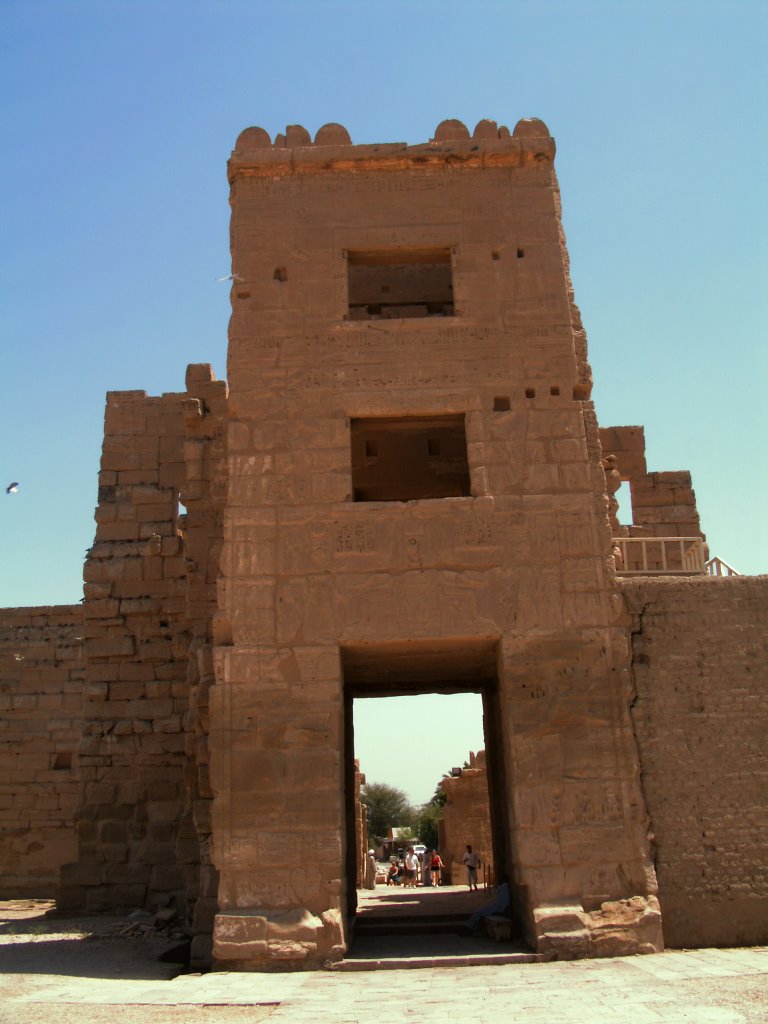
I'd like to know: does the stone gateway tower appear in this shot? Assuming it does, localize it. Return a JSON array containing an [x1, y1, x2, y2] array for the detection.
[[210, 117, 662, 966], [21, 115, 760, 973]]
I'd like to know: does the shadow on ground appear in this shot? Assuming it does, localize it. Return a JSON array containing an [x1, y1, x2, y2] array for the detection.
[[0, 901, 184, 981]]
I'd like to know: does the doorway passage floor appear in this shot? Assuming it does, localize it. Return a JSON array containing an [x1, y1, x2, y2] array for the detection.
[[341, 884, 539, 970]]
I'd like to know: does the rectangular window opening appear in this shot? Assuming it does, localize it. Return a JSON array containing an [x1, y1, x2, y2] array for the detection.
[[347, 247, 454, 320], [351, 415, 470, 502], [493, 396, 511, 412], [615, 480, 633, 526]]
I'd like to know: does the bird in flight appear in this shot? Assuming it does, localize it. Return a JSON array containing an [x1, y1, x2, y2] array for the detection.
[[215, 273, 243, 282], [6, 482, 19, 494]]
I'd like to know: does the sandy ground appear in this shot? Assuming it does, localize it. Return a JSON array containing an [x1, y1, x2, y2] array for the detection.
[[0, 900, 273, 1024]]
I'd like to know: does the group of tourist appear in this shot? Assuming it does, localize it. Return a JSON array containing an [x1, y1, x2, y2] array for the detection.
[[386, 847, 446, 887], [371, 843, 482, 890]]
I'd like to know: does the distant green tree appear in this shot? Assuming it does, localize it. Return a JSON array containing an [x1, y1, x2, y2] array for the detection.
[[361, 782, 414, 842], [413, 779, 448, 850], [413, 804, 440, 851], [430, 779, 448, 807]]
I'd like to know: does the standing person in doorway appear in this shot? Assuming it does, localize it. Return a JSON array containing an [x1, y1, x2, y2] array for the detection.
[[462, 844, 480, 891], [363, 849, 376, 890]]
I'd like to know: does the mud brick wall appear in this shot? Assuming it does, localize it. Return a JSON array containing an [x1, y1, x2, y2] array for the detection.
[[439, 751, 492, 886], [59, 389, 192, 913], [624, 575, 768, 947], [0, 605, 83, 896]]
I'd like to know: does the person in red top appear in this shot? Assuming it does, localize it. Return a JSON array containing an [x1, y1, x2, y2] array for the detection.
[[429, 850, 444, 887]]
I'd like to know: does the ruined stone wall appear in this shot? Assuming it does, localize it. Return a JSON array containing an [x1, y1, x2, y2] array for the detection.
[[624, 575, 768, 947], [439, 750, 492, 886], [0, 606, 83, 896], [599, 426, 702, 540], [59, 389, 192, 912]]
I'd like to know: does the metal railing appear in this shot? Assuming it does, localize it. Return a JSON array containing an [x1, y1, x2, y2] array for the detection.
[[705, 556, 741, 577], [613, 536, 706, 575]]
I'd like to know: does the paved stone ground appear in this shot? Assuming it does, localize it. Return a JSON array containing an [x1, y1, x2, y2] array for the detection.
[[1, 901, 767, 1023]]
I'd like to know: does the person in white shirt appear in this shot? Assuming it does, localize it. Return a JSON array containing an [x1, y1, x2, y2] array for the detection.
[[462, 844, 480, 890], [404, 847, 419, 887]]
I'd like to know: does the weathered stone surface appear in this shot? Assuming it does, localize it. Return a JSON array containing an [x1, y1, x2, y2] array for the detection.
[[0, 607, 83, 897], [624, 576, 768, 948], [439, 751, 492, 885], [533, 895, 663, 959], [213, 906, 339, 969]]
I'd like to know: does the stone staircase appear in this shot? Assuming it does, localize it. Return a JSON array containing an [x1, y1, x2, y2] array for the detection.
[[333, 889, 543, 970]]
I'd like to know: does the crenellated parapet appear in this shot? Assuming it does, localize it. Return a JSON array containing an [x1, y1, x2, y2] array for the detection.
[[229, 117, 555, 181]]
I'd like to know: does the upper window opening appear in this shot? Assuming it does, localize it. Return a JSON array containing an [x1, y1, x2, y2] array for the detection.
[[351, 415, 470, 502], [615, 480, 633, 526], [347, 247, 454, 320]]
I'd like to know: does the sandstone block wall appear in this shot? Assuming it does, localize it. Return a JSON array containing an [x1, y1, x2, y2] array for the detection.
[[439, 750, 492, 885], [624, 575, 768, 947], [0, 606, 83, 896], [58, 388, 193, 913]]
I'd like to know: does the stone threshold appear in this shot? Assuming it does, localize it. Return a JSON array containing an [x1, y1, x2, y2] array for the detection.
[[330, 950, 546, 971]]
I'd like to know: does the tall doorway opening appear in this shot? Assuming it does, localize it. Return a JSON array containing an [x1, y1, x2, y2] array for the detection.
[[341, 638, 519, 954]]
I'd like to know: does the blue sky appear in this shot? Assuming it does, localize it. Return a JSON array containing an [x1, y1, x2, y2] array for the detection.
[[1, 0, 766, 802]]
